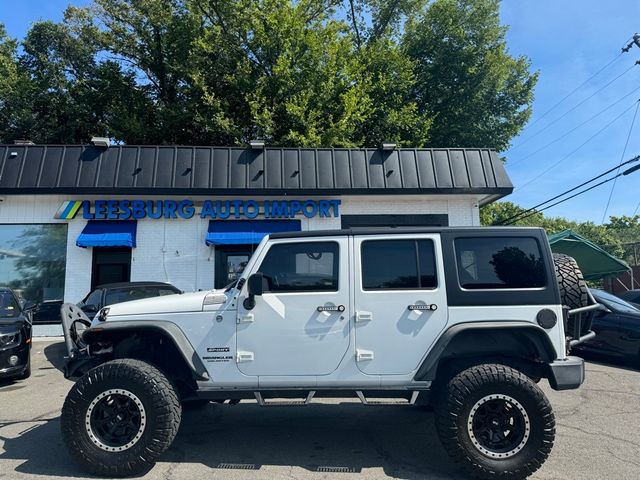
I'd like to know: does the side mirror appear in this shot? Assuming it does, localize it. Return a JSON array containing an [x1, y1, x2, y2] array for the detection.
[[248, 273, 264, 297], [243, 273, 264, 310]]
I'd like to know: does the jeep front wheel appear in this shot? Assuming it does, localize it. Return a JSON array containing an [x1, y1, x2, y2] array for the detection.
[[61, 359, 182, 477], [435, 364, 555, 479]]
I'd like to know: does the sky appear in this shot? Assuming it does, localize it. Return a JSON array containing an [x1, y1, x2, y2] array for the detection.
[[2, 1, 640, 224]]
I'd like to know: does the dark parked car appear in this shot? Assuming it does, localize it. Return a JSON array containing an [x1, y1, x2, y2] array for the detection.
[[573, 289, 640, 365], [0, 287, 32, 381], [24, 299, 64, 324], [77, 282, 182, 320], [616, 289, 640, 308]]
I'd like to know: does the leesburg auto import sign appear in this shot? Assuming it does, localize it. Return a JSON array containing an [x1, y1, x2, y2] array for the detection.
[[55, 199, 341, 220]]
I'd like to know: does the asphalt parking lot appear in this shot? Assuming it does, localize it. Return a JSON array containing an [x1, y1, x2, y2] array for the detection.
[[1, 340, 639, 480]]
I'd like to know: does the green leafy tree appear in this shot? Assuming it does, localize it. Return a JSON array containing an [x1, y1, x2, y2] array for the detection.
[[0, 0, 536, 148], [404, 0, 537, 150], [480, 201, 626, 259], [0, 25, 34, 142]]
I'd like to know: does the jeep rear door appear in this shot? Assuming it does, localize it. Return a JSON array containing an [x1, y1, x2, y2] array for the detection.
[[353, 234, 448, 375], [236, 237, 350, 378]]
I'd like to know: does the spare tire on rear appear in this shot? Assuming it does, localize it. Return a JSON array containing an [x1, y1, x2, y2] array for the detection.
[[553, 253, 589, 309]]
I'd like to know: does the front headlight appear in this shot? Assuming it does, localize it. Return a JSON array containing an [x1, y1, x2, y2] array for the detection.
[[0, 332, 20, 347]]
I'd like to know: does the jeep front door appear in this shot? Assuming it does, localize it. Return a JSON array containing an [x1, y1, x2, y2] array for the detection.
[[236, 238, 350, 377], [353, 235, 448, 375]]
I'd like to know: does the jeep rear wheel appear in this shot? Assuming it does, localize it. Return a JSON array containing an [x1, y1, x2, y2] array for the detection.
[[435, 364, 555, 479], [61, 359, 181, 477]]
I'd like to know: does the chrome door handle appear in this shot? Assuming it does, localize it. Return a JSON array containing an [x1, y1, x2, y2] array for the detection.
[[408, 304, 437, 311], [317, 305, 345, 312]]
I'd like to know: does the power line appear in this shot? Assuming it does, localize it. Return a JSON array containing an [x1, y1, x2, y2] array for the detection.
[[497, 154, 640, 225], [509, 63, 638, 152], [515, 100, 640, 192], [601, 101, 640, 223], [503, 160, 640, 225], [508, 86, 640, 167], [512, 34, 640, 148], [520, 52, 623, 133]]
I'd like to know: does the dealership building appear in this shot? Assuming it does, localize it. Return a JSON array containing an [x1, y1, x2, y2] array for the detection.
[[0, 144, 513, 304]]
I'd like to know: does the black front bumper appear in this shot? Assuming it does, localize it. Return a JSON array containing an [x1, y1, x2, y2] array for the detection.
[[0, 343, 30, 378], [548, 356, 585, 390]]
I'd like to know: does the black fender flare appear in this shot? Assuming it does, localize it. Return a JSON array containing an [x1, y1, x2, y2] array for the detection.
[[83, 320, 209, 380], [414, 321, 559, 382]]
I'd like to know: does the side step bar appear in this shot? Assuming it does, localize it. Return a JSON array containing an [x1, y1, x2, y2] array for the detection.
[[252, 390, 422, 406], [254, 391, 316, 406]]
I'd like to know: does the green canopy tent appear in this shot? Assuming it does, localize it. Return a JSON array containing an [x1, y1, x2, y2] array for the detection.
[[547, 229, 630, 281]]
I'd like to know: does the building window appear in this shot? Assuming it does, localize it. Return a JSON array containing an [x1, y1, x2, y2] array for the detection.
[[454, 237, 546, 289], [258, 242, 339, 292], [361, 239, 437, 290], [0, 224, 68, 304]]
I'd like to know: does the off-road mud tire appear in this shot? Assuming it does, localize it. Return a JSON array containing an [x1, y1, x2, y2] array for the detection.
[[61, 359, 181, 477], [435, 364, 555, 479]]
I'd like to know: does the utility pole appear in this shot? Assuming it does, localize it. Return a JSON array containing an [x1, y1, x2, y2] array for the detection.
[[622, 33, 640, 52], [623, 33, 640, 52]]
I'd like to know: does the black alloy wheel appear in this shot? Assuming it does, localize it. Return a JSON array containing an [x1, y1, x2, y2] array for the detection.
[[87, 390, 146, 452], [468, 394, 530, 459]]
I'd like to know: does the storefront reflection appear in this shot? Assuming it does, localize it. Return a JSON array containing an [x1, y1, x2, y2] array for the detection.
[[0, 224, 67, 306]]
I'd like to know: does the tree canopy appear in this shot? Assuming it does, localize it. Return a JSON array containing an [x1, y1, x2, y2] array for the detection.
[[480, 201, 640, 264], [0, 0, 537, 148]]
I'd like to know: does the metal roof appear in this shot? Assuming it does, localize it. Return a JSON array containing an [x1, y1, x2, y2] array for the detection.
[[0, 145, 512, 202]]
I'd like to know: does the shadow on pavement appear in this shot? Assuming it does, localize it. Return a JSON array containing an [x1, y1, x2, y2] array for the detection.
[[0, 418, 90, 479], [0, 403, 466, 479], [42, 342, 67, 373], [581, 353, 640, 372]]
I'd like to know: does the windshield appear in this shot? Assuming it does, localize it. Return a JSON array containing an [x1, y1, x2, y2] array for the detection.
[[0, 292, 20, 318], [592, 289, 639, 314]]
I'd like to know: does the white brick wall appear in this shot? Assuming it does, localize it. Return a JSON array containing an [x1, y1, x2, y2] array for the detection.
[[0, 194, 480, 302]]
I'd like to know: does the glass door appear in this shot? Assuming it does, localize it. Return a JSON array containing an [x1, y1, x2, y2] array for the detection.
[[214, 245, 255, 289]]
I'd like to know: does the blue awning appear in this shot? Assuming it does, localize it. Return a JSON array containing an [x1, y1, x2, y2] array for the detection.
[[206, 220, 301, 246], [76, 220, 137, 248]]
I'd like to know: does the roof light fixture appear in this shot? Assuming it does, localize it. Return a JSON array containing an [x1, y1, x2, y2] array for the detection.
[[381, 142, 397, 151], [249, 139, 265, 149], [90, 136, 110, 148]]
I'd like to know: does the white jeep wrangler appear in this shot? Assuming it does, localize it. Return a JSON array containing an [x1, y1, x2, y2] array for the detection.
[[60, 227, 598, 479]]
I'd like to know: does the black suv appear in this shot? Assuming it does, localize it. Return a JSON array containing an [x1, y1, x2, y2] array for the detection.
[[0, 287, 32, 381], [77, 282, 182, 320]]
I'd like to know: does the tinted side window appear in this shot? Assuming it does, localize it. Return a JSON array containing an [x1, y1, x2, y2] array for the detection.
[[361, 239, 437, 290], [259, 242, 339, 292], [455, 237, 545, 289]]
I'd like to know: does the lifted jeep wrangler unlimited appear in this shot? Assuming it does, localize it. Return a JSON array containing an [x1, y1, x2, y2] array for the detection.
[[60, 227, 598, 479]]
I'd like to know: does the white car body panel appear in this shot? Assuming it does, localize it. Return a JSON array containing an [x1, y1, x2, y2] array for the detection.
[[106, 291, 210, 316], [352, 233, 449, 375], [97, 231, 567, 390], [236, 237, 351, 378]]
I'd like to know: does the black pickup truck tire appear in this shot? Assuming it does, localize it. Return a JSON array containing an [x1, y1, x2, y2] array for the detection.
[[61, 359, 181, 477], [553, 253, 589, 309], [435, 364, 555, 480]]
